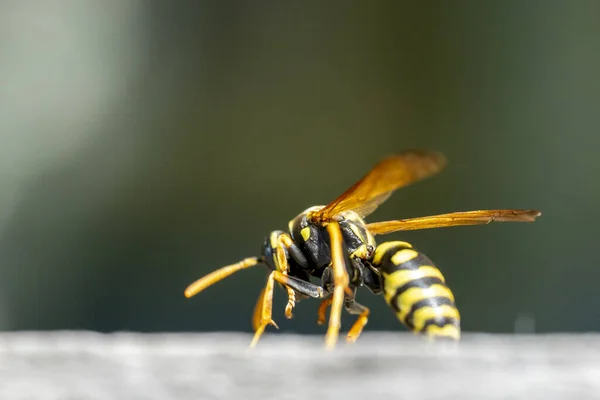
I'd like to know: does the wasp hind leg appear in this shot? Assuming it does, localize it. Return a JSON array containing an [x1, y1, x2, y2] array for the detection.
[[316, 294, 370, 343], [345, 298, 370, 343], [316, 298, 333, 326]]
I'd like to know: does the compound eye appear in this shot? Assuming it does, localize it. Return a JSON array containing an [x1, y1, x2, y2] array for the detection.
[[260, 236, 276, 271], [261, 237, 269, 255]]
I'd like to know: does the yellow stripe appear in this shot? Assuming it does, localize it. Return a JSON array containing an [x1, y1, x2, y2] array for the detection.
[[391, 249, 419, 265], [382, 266, 447, 302], [349, 223, 365, 243], [395, 285, 455, 321], [372, 241, 412, 265], [424, 324, 461, 340], [412, 305, 460, 332]]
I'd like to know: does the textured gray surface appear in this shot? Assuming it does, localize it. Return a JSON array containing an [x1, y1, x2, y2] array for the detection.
[[1, 332, 599, 400]]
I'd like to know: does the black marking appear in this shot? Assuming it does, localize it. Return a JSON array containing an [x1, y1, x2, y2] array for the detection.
[[349, 257, 364, 286], [371, 244, 412, 270], [389, 277, 446, 313], [339, 220, 365, 256], [362, 263, 383, 294], [420, 316, 460, 333], [404, 296, 456, 328], [387, 253, 435, 272], [372, 245, 437, 274], [289, 215, 332, 270], [287, 242, 308, 268]]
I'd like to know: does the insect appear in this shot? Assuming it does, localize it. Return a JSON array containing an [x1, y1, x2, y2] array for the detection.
[[184, 150, 541, 349]]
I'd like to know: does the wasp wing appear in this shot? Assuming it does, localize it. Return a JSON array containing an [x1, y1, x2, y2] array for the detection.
[[308, 150, 447, 224], [366, 209, 541, 235]]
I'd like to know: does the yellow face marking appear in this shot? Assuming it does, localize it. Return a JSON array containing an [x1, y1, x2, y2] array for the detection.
[[391, 249, 419, 265], [412, 305, 460, 332], [372, 241, 413, 265], [300, 227, 311, 242], [269, 232, 279, 251], [424, 324, 461, 340]]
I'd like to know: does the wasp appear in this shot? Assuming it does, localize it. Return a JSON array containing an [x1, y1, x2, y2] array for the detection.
[[184, 150, 541, 349]]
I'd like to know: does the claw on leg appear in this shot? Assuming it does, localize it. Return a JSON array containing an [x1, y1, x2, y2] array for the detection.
[[346, 307, 370, 343], [250, 319, 278, 348]]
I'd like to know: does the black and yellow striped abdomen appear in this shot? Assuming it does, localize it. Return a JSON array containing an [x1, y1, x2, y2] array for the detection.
[[371, 241, 460, 340]]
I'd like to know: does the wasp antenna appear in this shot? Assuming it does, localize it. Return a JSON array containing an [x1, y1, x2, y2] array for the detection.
[[184, 257, 262, 298]]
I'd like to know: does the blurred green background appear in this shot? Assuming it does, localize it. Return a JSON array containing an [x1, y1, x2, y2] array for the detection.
[[0, 1, 598, 336]]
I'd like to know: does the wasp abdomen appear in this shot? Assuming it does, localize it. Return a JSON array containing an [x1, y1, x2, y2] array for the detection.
[[372, 241, 460, 340]]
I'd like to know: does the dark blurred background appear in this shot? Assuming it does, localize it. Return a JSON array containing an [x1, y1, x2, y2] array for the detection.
[[0, 1, 598, 336]]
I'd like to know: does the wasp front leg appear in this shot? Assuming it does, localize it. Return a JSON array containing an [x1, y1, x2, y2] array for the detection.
[[265, 230, 313, 320], [250, 271, 279, 348], [250, 270, 327, 348], [275, 233, 300, 319]]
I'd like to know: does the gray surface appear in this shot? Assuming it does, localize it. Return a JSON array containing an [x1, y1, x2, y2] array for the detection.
[[1, 332, 599, 400]]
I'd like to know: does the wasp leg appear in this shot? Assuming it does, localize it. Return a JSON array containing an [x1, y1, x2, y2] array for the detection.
[[276, 233, 305, 319], [345, 299, 370, 343], [324, 221, 349, 350], [251, 286, 267, 333], [272, 271, 326, 299], [184, 257, 261, 298], [317, 298, 333, 325], [285, 287, 296, 318], [250, 271, 327, 348], [316, 295, 370, 343], [250, 271, 279, 348]]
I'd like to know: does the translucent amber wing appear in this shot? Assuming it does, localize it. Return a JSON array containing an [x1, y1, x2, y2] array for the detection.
[[366, 209, 541, 235], [308, 150, 447, 224]]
